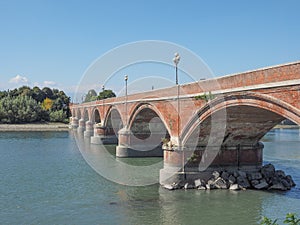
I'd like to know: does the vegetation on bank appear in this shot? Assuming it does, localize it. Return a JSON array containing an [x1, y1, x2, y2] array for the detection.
[[83, 89, 116, 102], [261, 213, 300, 225], [0, 86, 70, 124]]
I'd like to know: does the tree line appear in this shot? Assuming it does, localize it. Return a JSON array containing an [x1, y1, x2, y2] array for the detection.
[[83, 89, 116, 102], [0, 86, 70, 124]]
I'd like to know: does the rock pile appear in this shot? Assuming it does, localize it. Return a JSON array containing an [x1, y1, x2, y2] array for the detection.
[[164, 164, 296, 191]]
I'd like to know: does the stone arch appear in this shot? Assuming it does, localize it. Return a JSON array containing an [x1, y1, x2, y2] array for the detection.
[[83, 108, 89, 121], [104, 106, 123, 136], [182, 92, 300, 148], [77, 109, 81, 119], [92, 108, 101, 124], [128, 103, 171, 141]]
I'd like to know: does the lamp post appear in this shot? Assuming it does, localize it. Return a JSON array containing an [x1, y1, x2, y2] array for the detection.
[[102, 85, 105, 125], [125, 75, 128, 128], [173, 53, 180, 85]]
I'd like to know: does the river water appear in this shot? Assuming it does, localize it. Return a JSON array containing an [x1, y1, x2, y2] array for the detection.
[[0, 129, 299, 225]]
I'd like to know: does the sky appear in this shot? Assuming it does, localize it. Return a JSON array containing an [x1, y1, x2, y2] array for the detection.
[[0, 0, 300, 100]]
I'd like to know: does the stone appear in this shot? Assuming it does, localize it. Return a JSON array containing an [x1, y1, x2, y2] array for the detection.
[[251, 179, 260, 187], [275, 170, 286, 178], [237, 170, 247, 178], [269, 183, 287, 191], [214, 177, 228, 189], [228, 175, 236, 184], [221, 171, 230, 181], [247, 172, 262, 181], [254, 181, 269, 190], [194, 179, 202, 188], [280, 179, 291, 190], [212, 171, 220, 179], [198, 186, 206, 190], [261, 164, 275, 179], [237, 176, 251, 189], [229, 184, 240, 191], [184, 183, 194, 189], [233, 171, 239, 178], [286, 175, 296, 187], [163, 184, 175, 190]]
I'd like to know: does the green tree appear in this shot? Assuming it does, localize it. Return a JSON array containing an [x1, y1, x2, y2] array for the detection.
[[98, 89, 116, 100], [84, 89, 98, 102]]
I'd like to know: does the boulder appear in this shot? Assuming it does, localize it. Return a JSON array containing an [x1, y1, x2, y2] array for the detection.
[[247, 172, 262, 181], [254, 181, 269, 190], [237, 176, 251, 189], [251, 180, 260, 187], [269, 183, 287, 191], [280, 179, 291, 190], [184, 183, 194, 189], [194, 179, 202, 188], [198, 186, 206, 190], [221, 171, 230, 181], [261, 164, 275, 179], [163, 184, 176, 190], [275, 170, 286, 178], [212, 171, 220, 179], [229, 184, 240, 191], [237, 171, 247, 178], [286, 175, 296, 187], [214, 177, 228, 189], [233, 170, 239, 178], [228, 175, 236, 184]]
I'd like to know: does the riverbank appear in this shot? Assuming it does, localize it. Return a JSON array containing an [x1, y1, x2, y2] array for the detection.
[[273, 124, 300, 129], [0, 123, 69, 132]]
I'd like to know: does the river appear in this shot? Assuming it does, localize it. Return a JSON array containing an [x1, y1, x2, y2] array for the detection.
[[0, 129, 299, 224]]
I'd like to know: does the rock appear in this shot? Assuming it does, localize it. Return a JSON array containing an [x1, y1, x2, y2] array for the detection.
[[261, 164, 275, 179], [228, 175, 236, 184], [212, 171, 220, 179], [251, 180, 260, 187], [214, 177, 228, 189], [275, 170, 286, 178], [163, 184, 176, 190], [229, 184, 240, 191], [254, 181, 269, 190], [233, 171, 239, 178], [194, 179, 202, 188], [247, 172, 262, 181], [237, 176, 251, 189], [184, 183, 194, 189], [221, 171, 230, 181], [286, 175, 296, 187], [280, 179, 291, 190], [269, 183, 287, 191], [270, 176, 281, 185], [237, 170, 247, 178], [198, 186, 206, 190]]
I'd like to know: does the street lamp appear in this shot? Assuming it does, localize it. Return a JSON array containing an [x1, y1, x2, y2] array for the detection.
[[125, 75, 128, 127], [102, 85, 105, 124], [173, 52, 180, 85]]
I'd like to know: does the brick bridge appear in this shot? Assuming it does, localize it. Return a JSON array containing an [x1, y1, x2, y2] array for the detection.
[[70, 61, 300, 185]]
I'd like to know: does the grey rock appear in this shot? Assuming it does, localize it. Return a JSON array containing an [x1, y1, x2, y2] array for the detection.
[[237, 170, 247, 178], [261, 164, 275, 179], [286, 175, 296, 187], [269, 183, 287, 191], [247, 172, 262, 181], [214, 177, 228, 189], [198, 186, 206, 190], [233, 171, 239, 178], [184, 183, 194, 189], [280, 179, 291, 190], [228, 175, 236, 184], [275, 170, 286, 178], [251, 179, 260, 187], [163, 184, 175, 190], [212, 171, 220, 179], [229, 184, 240, 191], [194, 179, 202, 188], [221, 171, 230, 181], [254, 181, 269, 190], [237, 176, 251, 188]]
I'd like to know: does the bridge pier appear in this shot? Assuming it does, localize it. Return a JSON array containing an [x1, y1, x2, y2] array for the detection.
[[70, 117, 79, 128], [90, 124, 118, 145], [83, 121, 94, 137], [116, 127, 163, 157], [159, 143, 263, 186], [77, 118, 86, 133]]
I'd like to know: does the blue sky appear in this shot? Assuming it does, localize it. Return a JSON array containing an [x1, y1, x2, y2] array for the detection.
[[1, 0, 300, 99]]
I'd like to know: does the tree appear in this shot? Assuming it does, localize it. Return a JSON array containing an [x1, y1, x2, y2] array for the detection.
[[98, 89, 116, 100], [84, 89, 98, 102], [42, 87, 54, 99], [32, 86, 46, 102]]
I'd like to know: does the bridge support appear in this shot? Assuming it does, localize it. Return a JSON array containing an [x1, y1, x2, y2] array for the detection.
[[77, 118, 86, 133], [116, 127, 163, 157], [159, 143, 263, 186], [83, 121, 94, 137], [70, 117, 79, 128], [90, 124, 118, 145]]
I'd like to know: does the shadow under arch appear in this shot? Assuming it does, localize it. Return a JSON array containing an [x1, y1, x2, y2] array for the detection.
[[83, 108, 89, 121], [182, 91, 300, 148], [104, 106, 123, 137], [92, 108, 101, 124]]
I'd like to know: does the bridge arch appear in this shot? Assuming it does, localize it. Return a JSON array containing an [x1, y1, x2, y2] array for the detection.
[[103, 106, 123, 136], [182, 92, 300, 148], [92, 108, 101, 124]]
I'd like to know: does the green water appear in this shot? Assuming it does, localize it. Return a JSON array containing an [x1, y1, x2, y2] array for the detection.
[[0, 129, 299, 224]]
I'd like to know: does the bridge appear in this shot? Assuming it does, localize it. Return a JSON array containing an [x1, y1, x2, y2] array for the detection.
[[70, 61, 300, 185]]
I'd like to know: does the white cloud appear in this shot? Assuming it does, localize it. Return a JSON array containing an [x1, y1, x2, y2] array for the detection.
[[9, 75, 29, 84], [43, 80, 56, 86]]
